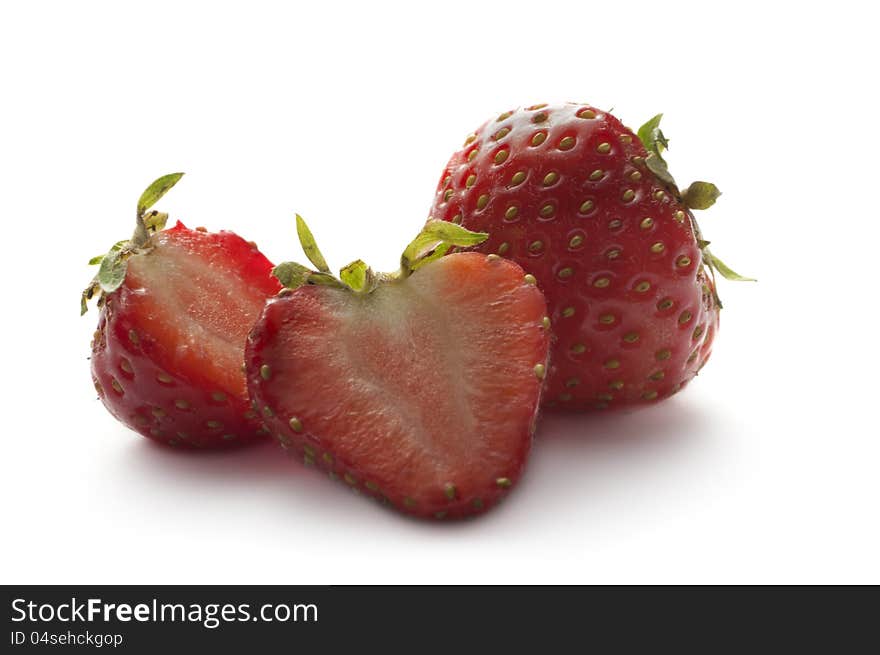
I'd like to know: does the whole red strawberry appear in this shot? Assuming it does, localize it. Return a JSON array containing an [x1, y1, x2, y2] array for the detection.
[[246, 217, 549, 518], [83, 174, 282, 447], [429, 104, 750, 410]]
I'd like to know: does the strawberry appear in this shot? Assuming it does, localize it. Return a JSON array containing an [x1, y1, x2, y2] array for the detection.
[[245, 217, 550, 518], [429, 104, 751, 410], [83, 174, 282, 448]]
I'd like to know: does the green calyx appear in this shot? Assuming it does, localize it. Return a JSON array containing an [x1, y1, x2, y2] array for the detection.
[[638, 114, 721, 209], [81, 172, 184, 314], [399, 220, 488, 274], [682, 181, 722, 210], [272, 216, 488, 294], [638, 113, 676, 187], [295, 213, 331, 273], [703, 249, 755, 283], [635, 115, 754, 306]]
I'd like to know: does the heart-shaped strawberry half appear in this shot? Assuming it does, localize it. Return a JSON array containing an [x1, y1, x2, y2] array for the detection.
[[245, 218, 550, 519]]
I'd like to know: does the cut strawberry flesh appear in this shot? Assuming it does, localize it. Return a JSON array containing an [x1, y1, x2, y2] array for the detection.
[[247, 252, 550, 516], [122, 224, 280, 396]]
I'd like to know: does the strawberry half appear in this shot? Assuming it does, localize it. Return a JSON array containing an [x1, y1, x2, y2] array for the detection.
[[83, 174, 282, 448], [245, 217, 550, 519], [429, 104, 752, 411]]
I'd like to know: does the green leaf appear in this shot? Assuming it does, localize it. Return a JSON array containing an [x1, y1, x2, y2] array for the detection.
[[637, 114, 664, 154], [97, 249, 129, 293], [80, 282, 98, 315], [401, 220, 488, 271], [88, 241, 128, 266], [340, 259, 378, 292], [645, 153, 676, 187], [143, 210, 169, 233], [306, 272, 346, 288], [340, 260, 366, 290], [137, 173, 184, 217], [410, 242, 451, 272], [704, 249, 756, 282], [272, 261, 314, 289], [683, 181, 722, 210], [655, 129, 669, 152], [295, 214, 331, 273]]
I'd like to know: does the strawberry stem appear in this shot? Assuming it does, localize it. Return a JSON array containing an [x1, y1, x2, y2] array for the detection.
[[81, 172, 184, 314]]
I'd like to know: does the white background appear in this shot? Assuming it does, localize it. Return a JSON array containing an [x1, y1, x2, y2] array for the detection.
[[1, 1, 878, 584]]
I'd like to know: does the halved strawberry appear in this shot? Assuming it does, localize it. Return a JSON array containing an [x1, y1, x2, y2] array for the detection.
[[84, 174, 281, 448], [245, 218, 550, 518]]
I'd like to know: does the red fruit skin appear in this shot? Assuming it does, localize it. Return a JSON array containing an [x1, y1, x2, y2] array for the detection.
[[429, 103, 720, 410], [245, 253, 550, 519], [90, 222, 282, 448]]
